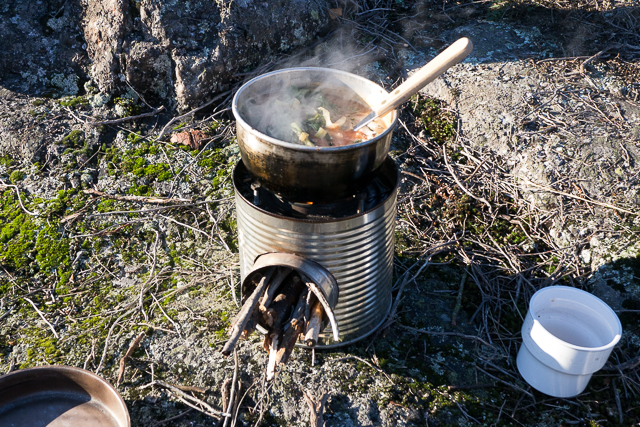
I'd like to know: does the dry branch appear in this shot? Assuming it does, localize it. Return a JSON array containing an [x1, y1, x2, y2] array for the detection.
[[142, 380, 229, 418], [23, 297, 58, 338], [221, 267, 275, 356], [89, 106, 165, 126]]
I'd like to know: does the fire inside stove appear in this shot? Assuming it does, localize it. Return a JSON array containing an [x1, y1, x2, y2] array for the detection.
[[233, 159, 396, 219]]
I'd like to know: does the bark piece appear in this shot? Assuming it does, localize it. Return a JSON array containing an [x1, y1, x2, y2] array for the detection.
[[170, 130, 208, 150], [221, 267, 275, 356]]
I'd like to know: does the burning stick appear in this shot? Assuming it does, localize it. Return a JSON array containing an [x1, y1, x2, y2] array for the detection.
[[304, 291, 313, 325], [221, 267, 275, 356], [304, 300, 324, 347], [261, 273, 305, 352], [260, 268, 292, 309]]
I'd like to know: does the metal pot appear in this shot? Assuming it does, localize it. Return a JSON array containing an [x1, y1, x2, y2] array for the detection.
[[232, 67, 398, 201]]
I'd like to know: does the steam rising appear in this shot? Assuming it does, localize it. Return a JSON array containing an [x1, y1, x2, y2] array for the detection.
[[235, 26, 397, 146], [239, 77, 370, 143]]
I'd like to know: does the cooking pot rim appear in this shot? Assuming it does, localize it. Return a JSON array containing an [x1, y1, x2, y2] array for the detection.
[[232, 66, 398, 152]]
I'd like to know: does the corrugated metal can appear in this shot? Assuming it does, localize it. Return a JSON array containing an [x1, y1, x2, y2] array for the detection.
[[233, 158, 398, 347]]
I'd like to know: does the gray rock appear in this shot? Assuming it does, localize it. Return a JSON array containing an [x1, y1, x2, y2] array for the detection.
[[1, 0, 332, 111], [0, 0, 89, 97], [83, 0, 130, 95], [80, 171, 94, 185], [129, 0, 332, 110]]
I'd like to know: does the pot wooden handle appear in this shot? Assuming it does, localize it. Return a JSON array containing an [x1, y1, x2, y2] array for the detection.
[[374, 37, 473, 117]]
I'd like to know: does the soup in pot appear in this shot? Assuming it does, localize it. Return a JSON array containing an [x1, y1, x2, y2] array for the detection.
[[240, 83, 387, 147]]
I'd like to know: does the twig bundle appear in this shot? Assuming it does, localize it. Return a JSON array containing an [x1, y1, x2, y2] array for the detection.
[[221, 268, 326, 380]]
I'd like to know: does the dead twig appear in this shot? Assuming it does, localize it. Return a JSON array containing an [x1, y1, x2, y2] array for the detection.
[[443, 145, 493, 212], [142, 380, 230, 418], [23, 297, 58, 339], [613, 379, 624, 425], [89, 106, 165, 126], [83, 188, 190, 205], [139, 230, 161, 321], [580, 49, 609, 74], [602, 356, 640, 372], [328, 356, 394, 383], [155, 91, 233, 141], [447, 383, 495, 392], [86, 198, 233, 218], [151, 409, 193, 427], [221, 268, 275, 356], [150, 294, 182, 338], [399, 324, 494, 348], [222, 349, 239, 427], [116, 332, 145, 386], [451, 269, 467, 326], [0, 182, 38, 216], [95, 308, 136, 374], [519, 178, 637, 215], [383, 240, 458, 329], [475, 365, 534, 398]]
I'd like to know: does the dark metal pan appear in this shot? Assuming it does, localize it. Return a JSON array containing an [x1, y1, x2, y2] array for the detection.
[[0, 366, 130, 427]]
